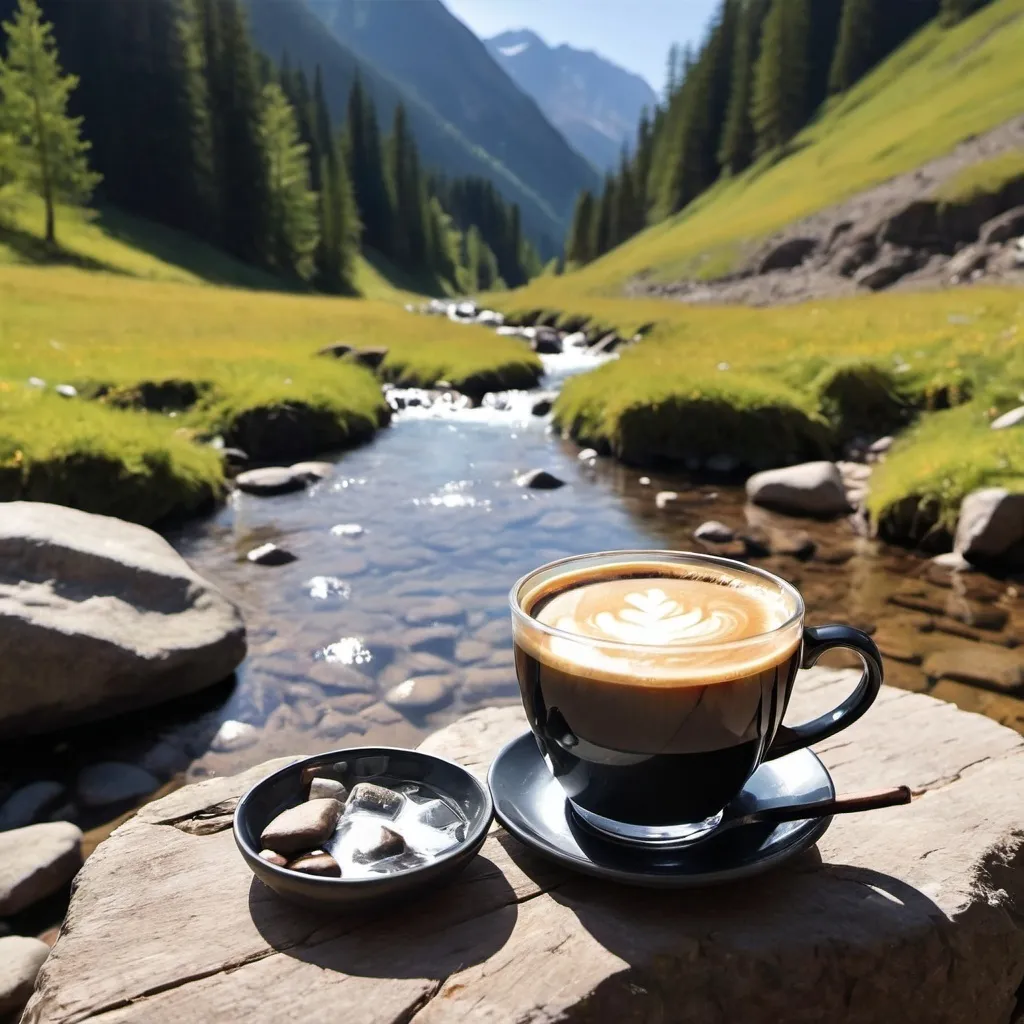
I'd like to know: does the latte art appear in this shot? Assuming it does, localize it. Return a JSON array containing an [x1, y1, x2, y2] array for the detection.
[[587, 587, 748, 645], [535, 574, 785, 649]]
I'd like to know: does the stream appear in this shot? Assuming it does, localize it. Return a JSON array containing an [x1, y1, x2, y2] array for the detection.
[[3, 350, 1022, 865]]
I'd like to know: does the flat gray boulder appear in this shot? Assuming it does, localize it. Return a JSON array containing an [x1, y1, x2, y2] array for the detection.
[[0, 936, 50, 1017], [0, 821, 82, 915], [234, 467, 308, 496], [746, 462, 850, 516], [954, 487, 1024, 565], [0, 502, 246, 736], [19, 671, 1024, 1024]]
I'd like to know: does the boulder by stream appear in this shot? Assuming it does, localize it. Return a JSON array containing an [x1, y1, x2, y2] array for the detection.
[[0, 502, 246, 737]]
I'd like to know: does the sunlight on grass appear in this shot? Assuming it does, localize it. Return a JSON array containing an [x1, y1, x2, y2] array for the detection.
[[934, 150, 1024, 205]]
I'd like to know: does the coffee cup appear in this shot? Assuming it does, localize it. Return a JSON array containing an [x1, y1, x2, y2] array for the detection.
[[509, 550, 883, 845]]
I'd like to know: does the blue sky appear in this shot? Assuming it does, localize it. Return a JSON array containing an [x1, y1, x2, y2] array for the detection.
[[443, 0, 719, 94]]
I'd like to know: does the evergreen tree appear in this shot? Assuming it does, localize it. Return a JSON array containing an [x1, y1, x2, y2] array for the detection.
[[719, 0, 768, 174], [664, 42, 680, 99], [828, 0, 880, 94], [0, 0, 98, 245], [344, 73, 393, 258], [0, 126, 20, 223], [751, 0, 810, 154], [633, 108, 653, 221], [806, 0, 843, 111], [206, 0, 271, 265], [176, 0, 219, 239], [258, 80, 318, 278], [317, 137, 359, 292], [565, 189, 594, 266], [590, 174, 615, 258], [614, 148, 640, 243], [386, 102, 426, 270]]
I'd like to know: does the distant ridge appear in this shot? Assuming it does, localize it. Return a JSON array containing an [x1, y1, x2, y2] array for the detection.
[[486, 29, 658, 172]]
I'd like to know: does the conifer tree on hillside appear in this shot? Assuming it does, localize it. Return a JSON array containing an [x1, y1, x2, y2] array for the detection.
[[614, 148, 640, 243], [719, 0, 768, 175], [751, 0, 810, 154], [258, 80, 318, 279], [205, 0, 271, 265], [343, 73, 394, 259], [590, 174, 615, 258], [0, 0, 98, 246], [632, 109, 653, 222], [317, 137, 359, 292], [665, 43, 680, 100], [806, 0, 843, 111], [565, 188, 595, 266], [828, 0, 880, 94], [176, 0, 220, 239], [387, 103, 427, 271]]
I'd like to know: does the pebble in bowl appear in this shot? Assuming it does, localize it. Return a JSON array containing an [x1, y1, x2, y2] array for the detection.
[[233, 747, 493, 909]]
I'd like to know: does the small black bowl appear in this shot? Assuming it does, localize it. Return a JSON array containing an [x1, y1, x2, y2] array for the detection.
[[233, 746, 493, 909]]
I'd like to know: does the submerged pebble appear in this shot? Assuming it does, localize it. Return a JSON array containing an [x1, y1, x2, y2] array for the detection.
[[349, 823, 406, 864], [287, 851, 341, 877]]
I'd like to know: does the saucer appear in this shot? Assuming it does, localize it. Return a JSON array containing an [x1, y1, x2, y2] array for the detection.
[[487, 733, 834, 888]]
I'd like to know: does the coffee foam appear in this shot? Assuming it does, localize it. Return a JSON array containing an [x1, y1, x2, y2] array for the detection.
[[517, 563, 801, 686]]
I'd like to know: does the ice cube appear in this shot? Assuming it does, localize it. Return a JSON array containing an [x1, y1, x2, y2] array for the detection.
[[350, 824, 406, 864], [417, 799, 462, 830], [345, 782, 404, 819]]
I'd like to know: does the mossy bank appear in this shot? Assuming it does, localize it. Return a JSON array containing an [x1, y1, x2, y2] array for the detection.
[[495, 287, 1024, 544], [0, 266, 541, 526]]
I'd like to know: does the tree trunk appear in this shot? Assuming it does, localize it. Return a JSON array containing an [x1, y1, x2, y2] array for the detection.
[[44, 192, 55, 247]]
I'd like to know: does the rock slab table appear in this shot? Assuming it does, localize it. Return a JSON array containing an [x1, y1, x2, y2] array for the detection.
[[22, 669, 1024, 1023]]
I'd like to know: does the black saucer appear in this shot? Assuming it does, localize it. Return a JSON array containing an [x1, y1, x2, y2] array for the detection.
[[488, 732, 834, 888]]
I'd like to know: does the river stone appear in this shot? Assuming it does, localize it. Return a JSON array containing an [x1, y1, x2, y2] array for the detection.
[[0, 936, 50, 1016], [954, 488, 1024, 564], [21, 669, 1024, 1024], [746, 462, 849, 517], [260, 798, 343, 856], [979, 205, 1024, 244], [246, 543, 297, 566], [0, 502, 246, 737], [0, 781, 66, 831], [287, 852, 341, 877], [289, 461, 333, 482], [694, 520, 735, 543], [530, 392, 558, 417], [758, 236, 817, 272], [654, 491, 679, 510], [234, 467, 308, 496], [991, 405, 1024, 430], [577, 448, 598, 462], [209, 720, 258, 754], [516, 469, 565, 490], [383, 675, 455, 714], [77, 763, 159, 808], [0, 821, 82, 915], [922, 647, 1024, 693]]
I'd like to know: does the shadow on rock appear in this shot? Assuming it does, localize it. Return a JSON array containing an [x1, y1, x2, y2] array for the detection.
[[247, 852, 518, 979]]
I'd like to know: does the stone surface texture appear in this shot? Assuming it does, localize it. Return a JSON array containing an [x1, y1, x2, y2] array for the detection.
[[234, 467, 308, 496], [0, 502, 246, 737], [746, 461, 850, 516], [0, 821, 82, 915], [0, 936, 50, 1016], [20, 670, 1024, 1024], [990, 406, 1024, 431]]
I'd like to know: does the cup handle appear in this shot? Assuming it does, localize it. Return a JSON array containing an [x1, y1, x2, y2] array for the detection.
[[763, 625, 884, 761]]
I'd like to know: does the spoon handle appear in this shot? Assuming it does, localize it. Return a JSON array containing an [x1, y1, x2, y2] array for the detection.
[[750, 786, 912, 826]]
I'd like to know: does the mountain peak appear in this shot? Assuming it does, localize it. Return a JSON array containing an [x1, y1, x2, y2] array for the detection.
[[484, 30, 657, 172]]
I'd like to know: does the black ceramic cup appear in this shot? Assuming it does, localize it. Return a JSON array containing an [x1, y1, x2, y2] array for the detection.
[[510, 550, 883, 846]]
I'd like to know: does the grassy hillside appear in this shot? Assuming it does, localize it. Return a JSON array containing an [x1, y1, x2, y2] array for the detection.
[[515, 0, 1024, 298], [0, 210, 540, 525]]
